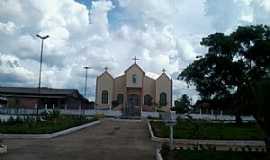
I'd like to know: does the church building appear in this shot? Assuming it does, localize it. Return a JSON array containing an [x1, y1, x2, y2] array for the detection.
[[95, 59, 172, 113]]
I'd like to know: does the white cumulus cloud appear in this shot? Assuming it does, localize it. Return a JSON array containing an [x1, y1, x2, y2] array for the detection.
[[1, 0, 270, 102]]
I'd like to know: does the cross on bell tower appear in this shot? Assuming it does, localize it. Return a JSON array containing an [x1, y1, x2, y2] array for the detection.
[[104, 66, 108, 71], [132, 56, 140, 64], [162, 68, 166, 73]]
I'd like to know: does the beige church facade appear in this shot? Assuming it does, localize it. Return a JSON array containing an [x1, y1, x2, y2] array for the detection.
[[95, 63, 172, 113]]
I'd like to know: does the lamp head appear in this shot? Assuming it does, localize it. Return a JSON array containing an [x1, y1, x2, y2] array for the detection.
[[36, 34, 49, 40]]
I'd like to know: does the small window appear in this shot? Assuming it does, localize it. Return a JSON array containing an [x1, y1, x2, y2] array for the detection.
[[101, 90, 108, 104], [132, 74, 137, 84], [159, 92, 167, 106]]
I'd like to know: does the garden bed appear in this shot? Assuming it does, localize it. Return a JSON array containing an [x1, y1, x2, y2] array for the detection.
[[0, 115, 97, 134], [150, 120, 265, 140]]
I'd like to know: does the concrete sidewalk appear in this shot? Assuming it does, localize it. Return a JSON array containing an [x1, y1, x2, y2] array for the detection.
[[2, 119, 155, 160]]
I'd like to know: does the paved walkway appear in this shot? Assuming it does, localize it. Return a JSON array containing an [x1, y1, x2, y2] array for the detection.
[[1, 119, 155, 160]]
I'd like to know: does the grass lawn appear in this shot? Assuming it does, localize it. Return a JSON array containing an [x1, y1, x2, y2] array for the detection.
[[150, 120, 265, 140], [162, 150, 269, 160], [0, 115, 97, 134]]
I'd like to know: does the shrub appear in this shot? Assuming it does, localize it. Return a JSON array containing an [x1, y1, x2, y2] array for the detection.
[[15, 116, 23, 124], [6, 116, 15, 125], [95, 113, 104, 119], [192, 144, 199, 151], [47, 110, 61, 120]]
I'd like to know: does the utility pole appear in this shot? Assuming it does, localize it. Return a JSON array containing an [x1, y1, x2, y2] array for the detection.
[[82, 66, 91, 113], [36, 34, 49, 119]]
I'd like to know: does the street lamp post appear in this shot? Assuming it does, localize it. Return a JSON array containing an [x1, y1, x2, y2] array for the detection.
[[162, 111, 176, 150], [83, 66, 91, 97], [83, 66, 91, 112], [36, 34, 49, 119]]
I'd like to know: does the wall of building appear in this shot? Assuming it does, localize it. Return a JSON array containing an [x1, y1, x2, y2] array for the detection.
[[96, 72, 114, 108], [126, 65, 144, 88], [19, 98, 38, 108], [143, 76, 156, 104], [6, 97, 38, 108], [65, 98, 81, 109], [114, 75, 126, 106], [155, 73, 172, 107], [5, 97, 84, 109]]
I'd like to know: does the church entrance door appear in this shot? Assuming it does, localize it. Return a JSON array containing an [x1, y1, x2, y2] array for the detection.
[[124, 94, 141, 117], [128, 94, 140, 106]]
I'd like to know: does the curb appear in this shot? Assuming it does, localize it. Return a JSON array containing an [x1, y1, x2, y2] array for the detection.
[[0, 145, 7, 154], [147, 120, 169, 143], [0, 120, 100, 139], [147, 121, 266, 151], [108, 118, 142, 122], [156, 148, 163, 160]]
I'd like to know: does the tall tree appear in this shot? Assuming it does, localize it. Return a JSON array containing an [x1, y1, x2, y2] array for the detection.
[[179, 25, 270, 123], [174, 94, 191, 113]]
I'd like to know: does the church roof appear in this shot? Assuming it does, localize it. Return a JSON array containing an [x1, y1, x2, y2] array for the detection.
[[97, 71, 114, 80], [157, 72, 172, 80], [124, 63, 145, 74], [115, 71, 170, 80], [0, 87, 77, 95], [0, 87, 89, 102], [99, 63, 171, 80], [145, 72, 160, 79]]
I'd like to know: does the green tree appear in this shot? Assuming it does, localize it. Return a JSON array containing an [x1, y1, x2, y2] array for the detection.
[[174, 94, 191, 113], [252, 79, 270, 135], [179, 25, 270, 124]]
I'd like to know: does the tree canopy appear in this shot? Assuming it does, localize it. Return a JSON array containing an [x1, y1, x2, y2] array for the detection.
[[179, 25, 270, 101], [179, 25, 270, 124]]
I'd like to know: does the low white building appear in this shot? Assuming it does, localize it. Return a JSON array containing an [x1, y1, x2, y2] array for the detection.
[[0, 97, 7, 108]]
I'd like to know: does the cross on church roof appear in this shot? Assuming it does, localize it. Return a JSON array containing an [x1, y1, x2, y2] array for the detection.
[[104, 66, 108, 71], [132, 56, 140, 64]]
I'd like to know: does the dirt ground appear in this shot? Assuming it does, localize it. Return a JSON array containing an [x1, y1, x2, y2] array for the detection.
[[1, 119, 156, 160]]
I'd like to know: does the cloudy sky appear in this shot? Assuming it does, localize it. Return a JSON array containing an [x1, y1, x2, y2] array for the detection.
[[0, 0, 270, 102]]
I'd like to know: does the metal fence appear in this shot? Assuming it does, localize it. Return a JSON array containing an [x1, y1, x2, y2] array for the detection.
[[61, 109, 122, 117], [0, 107, 256, 122], [177, 113, 256, 122], [0, 107, 44, 115], [0, 107, 122, 117]]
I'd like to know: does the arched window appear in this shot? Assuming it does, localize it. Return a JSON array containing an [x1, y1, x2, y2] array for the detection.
[[132, 74, 137, 84], [117, 94, 124, 104], [144, 95, 153, 105], [159, 92, 167, 106], [101, 90, 108, 104]]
